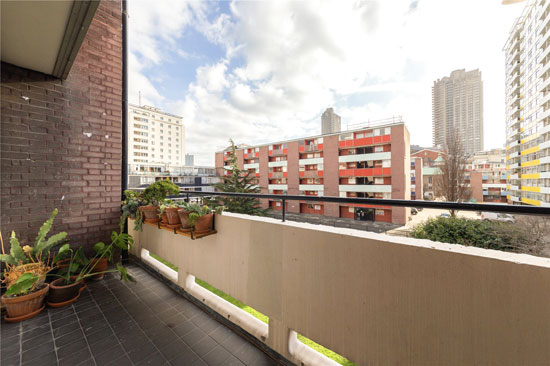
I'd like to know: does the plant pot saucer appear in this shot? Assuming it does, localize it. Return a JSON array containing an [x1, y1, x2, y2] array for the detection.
[[145, 218, 161, 223], [165, 223, 180, 230], [193, 229, 211, 235], [47, 284, 86, 308], [4, 304, 45, 323], [177, 227, 193, 233]]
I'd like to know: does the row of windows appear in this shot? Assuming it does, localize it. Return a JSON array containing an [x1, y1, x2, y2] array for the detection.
[[130, 110, 180, 124]]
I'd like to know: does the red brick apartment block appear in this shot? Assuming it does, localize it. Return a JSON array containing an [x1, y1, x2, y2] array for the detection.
[[216, 123, 411, 225], [1, 0, 123, 251]]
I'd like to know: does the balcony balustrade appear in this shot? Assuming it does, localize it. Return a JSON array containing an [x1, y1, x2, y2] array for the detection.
[[128, 209, 550, 366]]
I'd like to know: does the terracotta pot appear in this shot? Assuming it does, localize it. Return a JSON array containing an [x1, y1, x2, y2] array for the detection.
[[140, 205, 160, 223], [90, 257, 108, 280], [48, 276, 84, 305], [2, 283, 49, 319], [165, 207, 181, 225], [194, 213, 214, 234], [177, 209, 193, 231], [161, 213, 168, 226]]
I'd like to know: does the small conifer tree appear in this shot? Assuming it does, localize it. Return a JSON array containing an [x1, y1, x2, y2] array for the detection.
[[209, 139, 267, 216]]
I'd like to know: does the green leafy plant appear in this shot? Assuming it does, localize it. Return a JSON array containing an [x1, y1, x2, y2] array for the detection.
[[0, 209, 67, 266], [142, 180, 180, 206], [411, 216, 530, 251], [187, 204, 224, 226], [51, 230, 135, 285], [4, 273, 39, 297], [208, 139, 267, 216], [93, 241, 114, 263], [122, 190, 146, 231], [158, 199, 181, 216]]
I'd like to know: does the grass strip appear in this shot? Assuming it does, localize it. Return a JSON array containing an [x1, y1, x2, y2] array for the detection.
[[148, 253, 355, 365]]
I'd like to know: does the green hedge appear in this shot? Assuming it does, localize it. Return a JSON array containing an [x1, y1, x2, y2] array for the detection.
[[410, 217, 529, 251]]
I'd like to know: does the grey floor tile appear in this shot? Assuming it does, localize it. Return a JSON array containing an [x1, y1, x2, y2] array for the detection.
[[1, 265, 281, 366], [220, 355, 246, 366], [202, 344, 232, 366]]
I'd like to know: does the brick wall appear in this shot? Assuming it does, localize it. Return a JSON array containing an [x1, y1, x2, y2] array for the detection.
[[1, 0, 123, 252]]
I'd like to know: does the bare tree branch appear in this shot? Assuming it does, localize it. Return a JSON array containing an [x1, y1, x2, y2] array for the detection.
[[434, 129, 471, 216]]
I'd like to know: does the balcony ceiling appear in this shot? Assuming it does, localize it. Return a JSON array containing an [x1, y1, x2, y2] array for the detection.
[[1, 0, 99, 79]]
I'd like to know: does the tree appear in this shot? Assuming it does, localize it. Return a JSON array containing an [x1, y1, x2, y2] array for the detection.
[[209, 139, 267, 216], [434, 131, 470, 216]]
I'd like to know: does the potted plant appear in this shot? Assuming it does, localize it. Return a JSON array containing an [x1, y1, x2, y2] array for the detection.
[[1, 273, 49, 322], [0, 209, 67, 288], [48, 230, 135, 306], [159, 201, 170, 227], [122, 190, 145, 231], [89, 241, 113, 280], [188, 205, 224, 234], [177, 202, 194, 232], [160, 200, 182, 229], [140, 180, 180, 224]]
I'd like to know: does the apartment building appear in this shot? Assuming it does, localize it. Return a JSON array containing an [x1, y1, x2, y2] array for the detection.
[[411, 148, 443, 200], [432, 69, 484, 154], [410, 148, 507, 203], [129, 104, 185, 173], [128, 165, 219, 192], [504, 0, 550, 207], [321, 107, 342, 134], [215, 121, 410, 225]]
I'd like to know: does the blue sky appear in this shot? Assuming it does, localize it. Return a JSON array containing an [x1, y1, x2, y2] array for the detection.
[[129, 0, 521, 166]]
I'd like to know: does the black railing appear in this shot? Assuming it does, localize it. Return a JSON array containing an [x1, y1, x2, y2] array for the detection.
[[172, 191, 550, 222]]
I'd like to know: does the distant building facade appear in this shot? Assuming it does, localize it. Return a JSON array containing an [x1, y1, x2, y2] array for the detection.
[[466, 157, 507, 204], [128, 165, 219, 192], [411, 148, 443, 200], [185, 154, 194, 166], [432, 69, 484, 154], [216, 121, 411, 225], [321, 107, 342, 134], [128, 104, 185, 174], [504, 0, 550, 207], [410, 147, 507, 203]]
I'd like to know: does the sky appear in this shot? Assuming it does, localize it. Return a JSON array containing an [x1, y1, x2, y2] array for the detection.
[[128, 0, 523, 166]]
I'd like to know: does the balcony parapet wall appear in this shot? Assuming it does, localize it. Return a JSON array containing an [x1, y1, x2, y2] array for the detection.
[[129, 213, 550, 366]]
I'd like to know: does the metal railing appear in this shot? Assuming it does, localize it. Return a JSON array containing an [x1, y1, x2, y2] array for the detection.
[[174, 190, 550, 222]]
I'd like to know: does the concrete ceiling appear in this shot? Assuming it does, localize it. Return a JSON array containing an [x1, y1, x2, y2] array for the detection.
[[1, 0, 99, 79], [1, 1, 73, 75]]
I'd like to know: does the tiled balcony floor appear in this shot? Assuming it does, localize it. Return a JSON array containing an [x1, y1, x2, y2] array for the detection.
[[1, 265, 280, 366]]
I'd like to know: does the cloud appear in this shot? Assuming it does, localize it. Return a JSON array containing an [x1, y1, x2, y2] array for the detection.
[[130, 0, 521, 165]]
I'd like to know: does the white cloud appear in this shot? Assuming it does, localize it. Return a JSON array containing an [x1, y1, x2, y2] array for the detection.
[[130, 0, 523, 165]]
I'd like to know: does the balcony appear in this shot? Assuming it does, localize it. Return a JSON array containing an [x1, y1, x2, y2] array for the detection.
[[268, 161, 287, 168], [300, 169, 323, 178], [303, 144, 320, 152], [4, 1, 550, 365], [124, 211, 550, 366]]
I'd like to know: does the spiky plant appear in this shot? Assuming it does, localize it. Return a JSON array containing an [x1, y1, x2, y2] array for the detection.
[[0, 208, 67, 266]]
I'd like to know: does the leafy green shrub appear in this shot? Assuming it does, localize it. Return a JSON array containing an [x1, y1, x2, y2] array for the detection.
[[410, 217, 530, 252], [143, 180, 180, 206]]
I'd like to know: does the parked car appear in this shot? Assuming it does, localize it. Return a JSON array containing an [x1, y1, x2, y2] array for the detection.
[[411, 208, 418, 215], [440, 212, 451, 218], [481, 212, 515, 223]]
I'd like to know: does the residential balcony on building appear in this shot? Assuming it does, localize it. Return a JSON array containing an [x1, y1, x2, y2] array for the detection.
[[216, 120, 411, 225], [4, 2, 550, 366]]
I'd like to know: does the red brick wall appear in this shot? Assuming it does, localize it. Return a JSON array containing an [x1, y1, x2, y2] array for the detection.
[[323, 135, 339, 217], [469, 172, 483, 203], [1, 0, 123, 252], [214, 152, 224, 177], [286, 141, 300, 213]]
